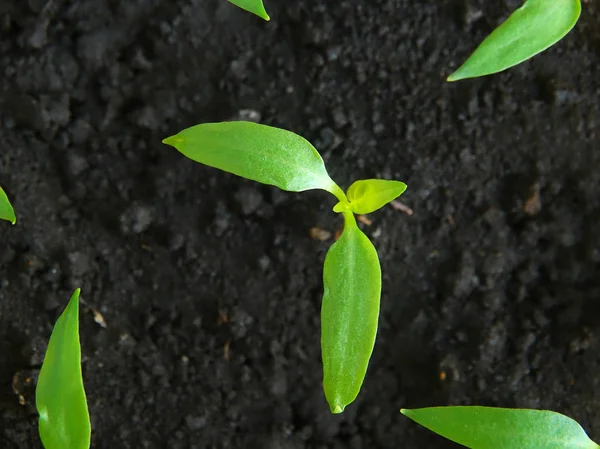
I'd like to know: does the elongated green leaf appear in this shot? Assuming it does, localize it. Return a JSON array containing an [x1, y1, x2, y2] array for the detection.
[[322, 213, 381, 413], [228, 0, 270, 20], [37, 289, 90, 449], [163, 122, 344, 198], [0, 185, 16, 224], [448, 0, 581, 81], [401, 406, 600, 449], [333, 179, 407, 215]]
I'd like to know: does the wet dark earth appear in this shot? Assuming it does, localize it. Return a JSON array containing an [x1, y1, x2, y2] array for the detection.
[[1, 0, 600, 448]]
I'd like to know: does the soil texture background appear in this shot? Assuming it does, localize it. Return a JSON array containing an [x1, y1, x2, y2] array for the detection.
[[1, 0, 600, 448]]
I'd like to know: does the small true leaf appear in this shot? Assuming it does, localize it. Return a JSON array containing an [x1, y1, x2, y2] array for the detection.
[[335, 179, 407, 215], [401, 406, 600, 449], [322, 213, 381, 413], [227, 0, 270, 21], [37, 289, 90, 449], [0, 185, 16, 224], [163, 122, 343, 197], [448, 0, 581, 81]]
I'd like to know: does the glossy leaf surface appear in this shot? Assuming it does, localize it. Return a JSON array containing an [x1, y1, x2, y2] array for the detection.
[[227, 0, 270, 20], [448, 0, 581, 81], [37, 289, 90, 449], [0, 185, 16, 224], [163, 122, 343, 197], [401, 406, 599, 449], [334, 179, 407, 214], [322, 213, 381, 413]]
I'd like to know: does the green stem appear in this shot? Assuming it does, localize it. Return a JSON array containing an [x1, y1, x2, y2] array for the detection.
[[328, 182, 348, 204], [342, 211, 357, 230]]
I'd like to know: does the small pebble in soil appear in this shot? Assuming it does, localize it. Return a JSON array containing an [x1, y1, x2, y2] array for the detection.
[[213, 201, 230, 236], [68, 250, 93, 277], [309, 227, 332, 241], [235, 186, 264, 216], [119, 202, 155, 234]]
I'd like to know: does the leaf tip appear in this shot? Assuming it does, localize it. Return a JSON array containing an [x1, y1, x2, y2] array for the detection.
[[162, 135, 183, 148], [447, 71, 460, 82], [400, 408, 411, 416], [331, 404, 345, 414], [333, 201, 351, 213], [68, 288, 81, 311]]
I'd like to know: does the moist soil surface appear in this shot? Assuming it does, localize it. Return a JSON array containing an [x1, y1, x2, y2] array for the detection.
[[1, 1, 600, 448]]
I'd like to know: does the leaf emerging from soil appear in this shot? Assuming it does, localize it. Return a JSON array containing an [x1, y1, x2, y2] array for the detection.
[[401, 406, 600, 449], [36, 289, 90, 449], [0, 185, 16, 224], [321, 213, 381, 413], [227, 0, 270, 21], [448, 0, 581, 81], [163, 121, 344, 198]]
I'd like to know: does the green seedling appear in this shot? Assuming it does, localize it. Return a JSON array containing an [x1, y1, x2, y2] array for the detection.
[[448, 0, 581, 81], [402, 406, 599, 449], [163, 121, 407, 413], [36, 289, 91, 449], [0, 185, 16, 224], [227, 0, 270, 21]]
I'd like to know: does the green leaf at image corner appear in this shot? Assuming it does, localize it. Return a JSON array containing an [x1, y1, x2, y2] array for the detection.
[[0, 185, 16, 224], [322, 213, 381, 413], [228, 0, 270, 21], [401, 406, 600, 449], [163, 121, 344, 198], [448, 0, 581, 81], [333, 179, 407, 215], [36, 289, 90, 449]]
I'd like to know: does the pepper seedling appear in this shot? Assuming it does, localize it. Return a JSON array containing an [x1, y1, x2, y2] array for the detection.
[[36, 289, 91, 449], [448, 0, 581, 81], [402, 406, 600, 449], [0, 185, 16, 224], [163, 121, 407, 413], [227, 0, 270, 21]]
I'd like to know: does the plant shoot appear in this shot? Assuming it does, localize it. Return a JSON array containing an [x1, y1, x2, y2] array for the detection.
[[163, 121, 407, 413]]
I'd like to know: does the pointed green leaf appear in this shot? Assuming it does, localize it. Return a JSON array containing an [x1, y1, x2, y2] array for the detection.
[[163, 121, 344, 198], [322, 213, 381, 413], [448, 0, 581, 81], [227, 0, 270, 21], [332, 200, 352, 213], [401, 406, 600, 449], [334, 179, 407, 215], [36, 289, 90, 449], [0, 185, 16, 224]]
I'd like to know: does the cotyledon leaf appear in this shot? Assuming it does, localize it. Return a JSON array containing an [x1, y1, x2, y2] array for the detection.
[[227, 0, 270, 21], [333, 179, 407, 215], [163, 121, 345, 199], [322, 213, 381, 413], [36, 289, 90, 449], [448, 0, 581, 81], [401, 406, 600, 449], [0, 185, 16, 224]]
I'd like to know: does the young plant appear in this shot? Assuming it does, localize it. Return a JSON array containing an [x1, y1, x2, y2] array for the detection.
[[227, 0, 270, 21], [448, 0, 581, 81], [402, 406, 599, 449], [36, 289, 91, 449], [0, 185, 16, 224], [163, 121, 407, 413]]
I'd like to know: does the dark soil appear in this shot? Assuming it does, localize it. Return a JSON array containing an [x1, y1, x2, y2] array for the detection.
[[1, 0, 600, 448]]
